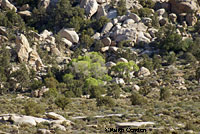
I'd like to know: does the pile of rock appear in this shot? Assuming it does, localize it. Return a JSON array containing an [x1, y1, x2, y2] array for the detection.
[[0, 112, 72, 132]]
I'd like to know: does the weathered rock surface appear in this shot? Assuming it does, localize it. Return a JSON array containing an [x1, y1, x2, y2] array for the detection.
[[1, 0, 17, 12], [16, 34, 32, 63], [18, 10, 32, 17], [59, 28, 79, 43], [80, 0, 98, 18], [137, 67, 151, 77], [169, 0, 199, 14]]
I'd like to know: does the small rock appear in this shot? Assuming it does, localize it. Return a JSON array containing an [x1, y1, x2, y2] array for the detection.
[[20, 4, 30, 11], [137, 67, 151, 77], [117, 58, 128, 63]]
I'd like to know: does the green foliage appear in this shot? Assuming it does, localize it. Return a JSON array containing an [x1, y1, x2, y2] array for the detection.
[[118, 40, 133, 48], [30, 80, 43, 91], [89, 85, 105, 98], [24, 101, 45, 116], [80, 34, 94, 49], [151, 13, 160, 28], [138, 8, 153, 17], [185, 121, 197, 131], [152, 55, 162, 69], [139, 55, 154, 71], [44, 88, 58, 98], [196, 67, 200, 83], [92, 16, 110, 32], [0, 45, 11, 86], [16, 0, 39, 7], [164, 52, 176, 65], [0, 10, 25, 30], [107, 84, 121, 99], [55, 95, 71, 110], [96, 96, 115, 107], [183, 52, 197, 63], [139, 0, 155, 8], [63, 73, 74, 83], [85, 77, 104, 87], [65, 90, 75, 98], [130, 91, 147, 105], [111, 61, 139, 78], [116, 0, 127, 16], [160, 87, 171, 101], [10, 64, 30, 91], [70, 52, 107, 79], [44, 77, 59, 89], [155, 24, 191, 53]]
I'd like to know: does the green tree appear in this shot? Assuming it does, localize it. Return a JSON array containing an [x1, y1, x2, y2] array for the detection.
[[24, 101, 45, 116], [44, 77, 59, 89], [130, 91, 147, 105], [70, 52, 107, 79], [55, 95, 71, 110], [112, 61, 139, 79], [116, 0, 127, 16], [160, 87, 171, 101], [96, 96, 115, 107]]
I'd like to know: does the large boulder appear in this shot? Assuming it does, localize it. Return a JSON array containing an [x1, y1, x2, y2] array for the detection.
[[112, 26, 138, 43], [1, 0, 17, 12], [16, 34, 32, 63], [80, 0, 98, 18], [45, 112, 66, 121], [101, 22, 113, 34], [96, 5, 107, 19], [10, 115, 37, 126], [169, 0, 199, 14], [186, 13, 197, 26], [59, 28, 79, 43]]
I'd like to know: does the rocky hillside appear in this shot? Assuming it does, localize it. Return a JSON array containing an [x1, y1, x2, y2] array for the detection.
[[0, 0, 200, 133]]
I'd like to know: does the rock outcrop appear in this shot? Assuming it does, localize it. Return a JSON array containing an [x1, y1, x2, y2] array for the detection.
[[1, 0, 17, 12], [169, 0, 199, 14], [80, 0, 98, 18]]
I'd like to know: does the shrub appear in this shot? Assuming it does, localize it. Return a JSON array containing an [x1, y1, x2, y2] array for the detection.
[[55, 96, 71, 110], [65, 90, 75, 98], [107, 84, 121, 99], [96, 96, 115, 107], [111, 61, 139, 78], [165, 52, 176, 65], [116, 0, 127, 16], [44, 77, 59, 89], [138, 8, 153, 17], [139, 0, 155, 8], [24, 101, 45, 116], [196, 67, 200, 84], [89, 86, 103, 98], [183, 52, 197, 63], [160, 87, 171, 101], [92, 16, 110, 32], [130, 91, 147, 105]]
